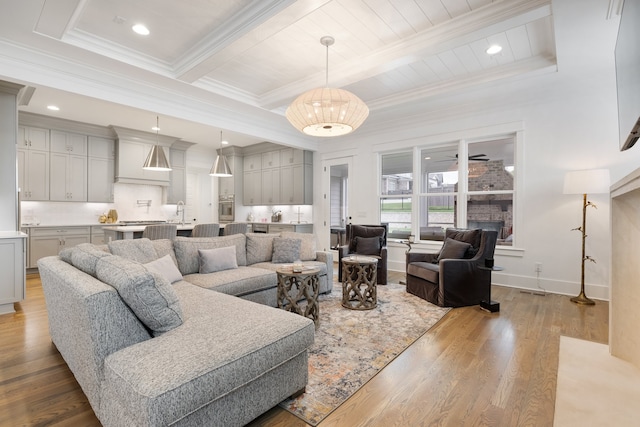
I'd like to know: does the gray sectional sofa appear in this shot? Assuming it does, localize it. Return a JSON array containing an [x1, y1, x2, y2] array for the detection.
[[37, 232, 333, 427]]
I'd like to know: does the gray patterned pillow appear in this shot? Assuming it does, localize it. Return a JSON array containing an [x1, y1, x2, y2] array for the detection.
[[173, 234, 247, 274], [281, 231, 316, 261], [246, 233, 277, 265], [272, 237, 301, 263], [108, 238, 158, 263], [96, 254, 183, 336]]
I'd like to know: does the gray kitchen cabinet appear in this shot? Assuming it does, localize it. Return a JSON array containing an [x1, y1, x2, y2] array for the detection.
[[0, 234, 27, 314], [50, 130, 87, 155], [50, 151, 87, 201], [218, 154, 243, 197], [91, 226, 108, 245], [28, 226, 90, 268], [280, 163, 312, 204], [267, 223, 313, 234], [18, 126, 49, 151], [261, 168, 280, 205], [261, 150, 280, 169], [17, 148, 49, 200], [243, 153, 261, 171], [243, 169, 262, 205]]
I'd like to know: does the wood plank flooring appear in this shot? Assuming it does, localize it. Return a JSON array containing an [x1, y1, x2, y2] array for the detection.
[[0, 271, 608, 426]]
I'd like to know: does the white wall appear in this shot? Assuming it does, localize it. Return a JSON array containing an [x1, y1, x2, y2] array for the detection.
[[312, 0, 640, 299]]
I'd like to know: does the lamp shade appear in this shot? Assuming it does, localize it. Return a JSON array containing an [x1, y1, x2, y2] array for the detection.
[[209, 154, 232, 177], [286, 87, 369, 137], [143, 145, 171, 171], [563, 169, 610, 194]]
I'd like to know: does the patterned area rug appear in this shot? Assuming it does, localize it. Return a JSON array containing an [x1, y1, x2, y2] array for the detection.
[[278, 282, 451, 425]]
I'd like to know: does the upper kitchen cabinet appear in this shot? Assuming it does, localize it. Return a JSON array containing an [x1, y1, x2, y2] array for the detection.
[[219, 146, 243, 198], [50, 130, 87, 201], [241, 143, 313, 206], [17, 126, 49, 201], [87, 136, 115, 203], [112, 126, 177, 186]]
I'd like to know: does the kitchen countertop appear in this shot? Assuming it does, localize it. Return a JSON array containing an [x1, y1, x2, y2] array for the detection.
[[102, 223, 196, 232], [0, 231, 28, 239]]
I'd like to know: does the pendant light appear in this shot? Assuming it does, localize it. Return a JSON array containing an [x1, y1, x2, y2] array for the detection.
[[143, 116, 171, 171], [286, 36, 369, 137], [209, 130, 232, 177]]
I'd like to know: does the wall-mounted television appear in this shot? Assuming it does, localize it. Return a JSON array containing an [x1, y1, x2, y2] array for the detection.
[[616, 0, 640, 151]]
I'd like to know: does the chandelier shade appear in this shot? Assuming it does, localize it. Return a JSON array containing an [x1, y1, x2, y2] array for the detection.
[[286, 87, 369, 137], [143, 116, 171, 171], [286, 36, 369, 137]]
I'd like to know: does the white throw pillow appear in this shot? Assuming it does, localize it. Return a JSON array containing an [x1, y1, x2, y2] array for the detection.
[[144, 254, 183, 284], [198, 246, 238, 274]]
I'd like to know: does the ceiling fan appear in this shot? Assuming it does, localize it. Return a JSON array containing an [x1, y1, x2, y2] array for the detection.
[[434, 153, 490, 162]]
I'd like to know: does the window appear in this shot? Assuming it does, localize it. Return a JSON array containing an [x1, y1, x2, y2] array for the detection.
[[380, 152, 412, 239], [380, 137, 515, 246]]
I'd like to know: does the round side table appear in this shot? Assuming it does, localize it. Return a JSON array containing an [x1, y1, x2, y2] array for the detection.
[[276, 267, 321, 327], [341, 256, 378, 310]]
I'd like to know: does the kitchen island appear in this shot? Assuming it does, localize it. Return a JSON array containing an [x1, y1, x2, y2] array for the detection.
[[103, 223, 196, 240]]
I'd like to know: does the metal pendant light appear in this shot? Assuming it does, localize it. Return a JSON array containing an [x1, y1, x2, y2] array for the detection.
[[143, 116, 172, 171], [210, 130, 232, 177], [286, 36, 369, 137]]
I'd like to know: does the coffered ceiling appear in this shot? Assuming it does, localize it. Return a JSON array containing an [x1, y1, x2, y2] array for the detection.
[[0, 0, 557, 149]]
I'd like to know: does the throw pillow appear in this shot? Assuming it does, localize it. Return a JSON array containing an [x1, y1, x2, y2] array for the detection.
[[144, 254, 183, 284], [70, 243, 111, 277], [271, 237, 302, 263], [95, 254, 183, 336], [436, 238, 472, 262], [444, 228, 482, 258], [198, 246, 238, 274], [173, 235, 247, 275], [108, 238, 158, 264], [347, 225, 385, 252], [246, 233, 277, 265], [354, 236, 382, 255], [281, 231, 317, 261]]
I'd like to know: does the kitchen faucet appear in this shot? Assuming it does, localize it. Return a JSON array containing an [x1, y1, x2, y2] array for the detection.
[[176, 201, 185, 225]]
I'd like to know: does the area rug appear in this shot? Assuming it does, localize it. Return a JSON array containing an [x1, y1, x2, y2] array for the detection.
[[278, 282, 450, 425]]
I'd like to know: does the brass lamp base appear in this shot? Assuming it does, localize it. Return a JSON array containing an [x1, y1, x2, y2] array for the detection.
[[570, 291, 595, 305]]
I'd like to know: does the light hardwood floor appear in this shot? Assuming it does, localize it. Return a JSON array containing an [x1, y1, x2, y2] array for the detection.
[[0, 271, 608, 426]]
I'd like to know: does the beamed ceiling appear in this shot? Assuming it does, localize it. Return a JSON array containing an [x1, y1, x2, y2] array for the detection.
[[0, 0, 558, 149]]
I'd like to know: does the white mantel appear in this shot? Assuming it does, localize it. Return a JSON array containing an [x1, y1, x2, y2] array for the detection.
[[610, 167, 640, 370]]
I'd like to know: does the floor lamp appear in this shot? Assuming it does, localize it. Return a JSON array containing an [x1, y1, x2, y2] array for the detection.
[[563, 169, 610, 305]]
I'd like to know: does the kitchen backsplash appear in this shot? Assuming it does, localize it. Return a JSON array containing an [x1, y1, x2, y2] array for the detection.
[[21, 183, 177, 225]]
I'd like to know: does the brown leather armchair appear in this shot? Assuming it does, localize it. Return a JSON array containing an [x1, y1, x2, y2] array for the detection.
[[405, 228, 497, 307], [338, 224, 388, 285]]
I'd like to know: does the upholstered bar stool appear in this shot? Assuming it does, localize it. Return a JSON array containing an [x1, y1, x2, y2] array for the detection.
[[223, 223, 248, 235], [191, 223, 220, 237], [142, 224, 177, 240]]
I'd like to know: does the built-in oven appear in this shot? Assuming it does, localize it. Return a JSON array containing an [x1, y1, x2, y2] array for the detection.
[[219, 195, 234, 223]]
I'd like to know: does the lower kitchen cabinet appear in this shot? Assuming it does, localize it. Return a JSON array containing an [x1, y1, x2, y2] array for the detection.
[[28, 226, 90, 268], [0, 233, 27, 315]]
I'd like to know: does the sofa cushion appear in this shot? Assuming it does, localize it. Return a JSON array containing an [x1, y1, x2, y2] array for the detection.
[[354, 236, 382, 255], [436, 238, 471, 262], [246, 233, 277, 265], [96, 255, 184, 336], [347, 225, 385, 252], [272, 237, 301, 263], [198, 246, 238, 274], [151, 239, 178, 265], [281, 231, 317, 261], [67, 243, 111, 277], [183, 266, 276, 297], [173, 234, 247, 275], [144, 254, 183, 284], [109, 238, 158, 263], [408, 261, 440, 283]]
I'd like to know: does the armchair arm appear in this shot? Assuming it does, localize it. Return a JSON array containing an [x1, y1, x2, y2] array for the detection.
[[438, 258, 490, 307]]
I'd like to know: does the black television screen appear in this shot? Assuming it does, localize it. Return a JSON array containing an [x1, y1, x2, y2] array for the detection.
[[616, 0, 640, 151]]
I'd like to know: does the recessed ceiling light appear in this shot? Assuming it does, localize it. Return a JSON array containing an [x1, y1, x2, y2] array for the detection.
[[486, 44, 502, 55], [424, 156, 431, 160], [47, 105, 60, 111], [221, 140, 229, 145], [132, 24, 149, 35], [151, 126, 160, 131]]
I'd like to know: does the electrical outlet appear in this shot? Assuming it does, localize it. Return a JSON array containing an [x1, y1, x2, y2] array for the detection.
[[535, 262, 542, 273]]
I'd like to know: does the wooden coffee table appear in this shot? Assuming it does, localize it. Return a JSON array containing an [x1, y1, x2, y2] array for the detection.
[[341, 255, 378, 310], [276, 267, 321, 328]]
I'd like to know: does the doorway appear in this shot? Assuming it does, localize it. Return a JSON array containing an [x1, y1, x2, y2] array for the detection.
[[322, 157, 352, 252]]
